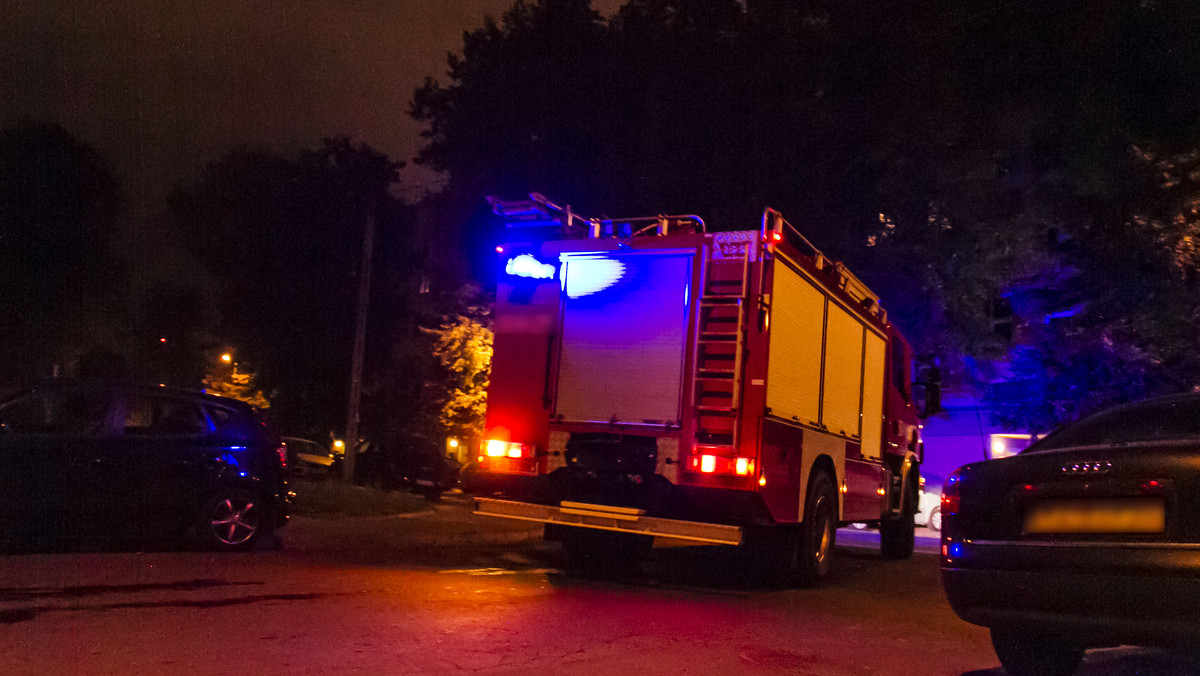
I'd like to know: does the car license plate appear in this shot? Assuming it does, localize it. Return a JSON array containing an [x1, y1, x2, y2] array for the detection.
[[1024, 498, 1165, 534]]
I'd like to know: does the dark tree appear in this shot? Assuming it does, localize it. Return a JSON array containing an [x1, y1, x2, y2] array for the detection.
[[131, 282, 221, 386], [168, 139, 421, 438], [0, 121, 126, 385]]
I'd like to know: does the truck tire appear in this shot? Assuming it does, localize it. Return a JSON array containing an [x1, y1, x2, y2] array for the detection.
[[745, 473, 839, 589], [795, 471, 839, 587], [562, 528, 653, 575], [880, 477, 917, 560]]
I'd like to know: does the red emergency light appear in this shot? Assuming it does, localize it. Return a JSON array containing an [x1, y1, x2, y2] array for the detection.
[[484, 439, 533, 458], [689, 453, 755, 476]]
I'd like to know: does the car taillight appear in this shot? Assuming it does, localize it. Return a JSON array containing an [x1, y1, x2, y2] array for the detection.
[[276, 444, 287, 469], [484, 440, 533, 459], [941, 468, 963, 516]]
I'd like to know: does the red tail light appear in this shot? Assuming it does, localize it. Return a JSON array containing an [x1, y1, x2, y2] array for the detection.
[[276, 444, 287, 469], [688, 452, 755, 476], [483, 439, 533, 459], [1139, 479, 1167, 495], [941, 469, 963, 516]]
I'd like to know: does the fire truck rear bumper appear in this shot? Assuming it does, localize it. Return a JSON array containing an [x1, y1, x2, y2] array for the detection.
[[475, 497, 743, 546]]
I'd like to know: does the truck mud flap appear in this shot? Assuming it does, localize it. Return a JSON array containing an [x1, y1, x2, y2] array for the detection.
[[475, 498, 743, 546]]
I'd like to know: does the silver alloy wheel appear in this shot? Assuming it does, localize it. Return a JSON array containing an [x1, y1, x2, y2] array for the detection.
[[208, 496, 259, 546]]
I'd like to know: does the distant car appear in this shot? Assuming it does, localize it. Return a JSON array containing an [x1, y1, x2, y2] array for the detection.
[[0, 380, 291, 552], [940, 393, 1200, 676], [373, 435, 461, 499], [915, 474, 942, 532], [284, 436, 335, 476]]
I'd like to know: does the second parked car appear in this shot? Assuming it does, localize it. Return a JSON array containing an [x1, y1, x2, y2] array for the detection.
[[941, 393, 1200, 675]]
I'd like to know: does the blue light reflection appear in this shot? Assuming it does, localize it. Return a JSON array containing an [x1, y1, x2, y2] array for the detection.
[[564, 257, 627, 299]]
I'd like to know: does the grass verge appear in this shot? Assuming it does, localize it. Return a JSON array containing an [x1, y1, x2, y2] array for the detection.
[[290, 477, 433, 519]]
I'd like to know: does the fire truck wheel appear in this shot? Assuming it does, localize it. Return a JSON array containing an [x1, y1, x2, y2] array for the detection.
[[795, 471, 838, 587], [561, 529, 652, 574], [880, 477, 917, 560], [752, 472, 840, 588]]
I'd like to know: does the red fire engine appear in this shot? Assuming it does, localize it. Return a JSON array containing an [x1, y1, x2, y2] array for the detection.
[[472, 194, 925, 586]]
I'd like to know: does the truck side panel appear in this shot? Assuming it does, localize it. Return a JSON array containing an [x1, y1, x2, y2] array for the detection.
[[843, 458, 886, 522], [758, 418, 804, 522], [860, 332, 887, 461], [821, 302, 865, 439], [485, 281, 559, 455], [764, 263, 825, 426]]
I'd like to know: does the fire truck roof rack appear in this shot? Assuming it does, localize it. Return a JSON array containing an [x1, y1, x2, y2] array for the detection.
[[488, 193, 706, 238], [762, 207, 885, 321]]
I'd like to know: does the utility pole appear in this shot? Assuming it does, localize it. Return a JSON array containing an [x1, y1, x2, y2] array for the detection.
[[342, 200, 376, 483]]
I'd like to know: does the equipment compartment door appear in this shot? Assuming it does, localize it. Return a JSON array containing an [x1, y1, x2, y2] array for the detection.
[[556, 251, 694, 425]]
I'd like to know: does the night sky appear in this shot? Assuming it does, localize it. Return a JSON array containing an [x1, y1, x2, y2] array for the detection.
[[1, 0, 621, 229]]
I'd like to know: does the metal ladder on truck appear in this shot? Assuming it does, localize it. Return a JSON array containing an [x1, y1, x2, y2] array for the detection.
[[691, 234, 754, 458]]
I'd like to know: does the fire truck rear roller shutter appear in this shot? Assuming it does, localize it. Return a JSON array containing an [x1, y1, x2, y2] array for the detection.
[[554, 252, 694, 425]]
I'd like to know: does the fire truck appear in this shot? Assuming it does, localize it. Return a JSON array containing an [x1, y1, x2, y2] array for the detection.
[[471, 194, 926, 586]]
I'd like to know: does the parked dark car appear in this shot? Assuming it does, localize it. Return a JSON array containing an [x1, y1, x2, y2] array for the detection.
[[369, 434, 461, 499], [940, 393, 1200, 676], [0, 379, 291, 552]]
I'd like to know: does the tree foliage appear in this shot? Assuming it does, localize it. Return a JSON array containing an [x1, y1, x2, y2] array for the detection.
[[168, 138, 419, 437], [416, 286, 493, 441], [0, 122, 126, 384], [203, 359, 270, 410]]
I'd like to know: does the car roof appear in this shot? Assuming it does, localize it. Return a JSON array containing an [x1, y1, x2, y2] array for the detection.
[[16, 378, 257, 413]]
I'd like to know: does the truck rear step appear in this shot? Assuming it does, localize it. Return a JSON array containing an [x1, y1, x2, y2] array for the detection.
[[475, 498, 743, 546]]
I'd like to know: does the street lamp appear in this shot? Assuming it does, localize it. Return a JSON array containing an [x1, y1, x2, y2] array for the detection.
[[220, 353, 232, 363]]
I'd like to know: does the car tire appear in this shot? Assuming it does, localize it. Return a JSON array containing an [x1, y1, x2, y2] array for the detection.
[[990, 628, 1084, 676], [195, 489, 264, 552], [880, 480, 917, 560], [927, 505, 942, 533]]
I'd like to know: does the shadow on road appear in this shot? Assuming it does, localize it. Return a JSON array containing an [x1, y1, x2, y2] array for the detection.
[[960, 646, 1200, 676]]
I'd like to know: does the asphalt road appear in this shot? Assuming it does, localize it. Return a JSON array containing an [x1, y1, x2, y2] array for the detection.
[[1, 497, 1196, 675]]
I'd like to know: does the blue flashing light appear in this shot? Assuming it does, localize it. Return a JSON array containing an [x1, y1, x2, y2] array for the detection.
[[505, 254, 556, 280], [949, 541, 964, 558], [217, 453, 241, 467], [564, 257, 627, 299]]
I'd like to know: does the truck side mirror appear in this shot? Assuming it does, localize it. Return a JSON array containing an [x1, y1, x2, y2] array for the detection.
[[912, 366, 942, 418]]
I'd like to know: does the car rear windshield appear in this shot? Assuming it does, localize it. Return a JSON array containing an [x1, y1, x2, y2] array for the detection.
[[1024, 396, 1200, 452]]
